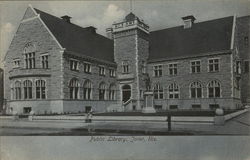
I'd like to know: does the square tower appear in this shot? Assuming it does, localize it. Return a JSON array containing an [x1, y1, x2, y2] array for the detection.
[[112, 13, 150, 111]]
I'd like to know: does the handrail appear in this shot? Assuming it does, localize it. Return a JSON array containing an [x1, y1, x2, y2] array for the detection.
[[123, 99, 132, 107]]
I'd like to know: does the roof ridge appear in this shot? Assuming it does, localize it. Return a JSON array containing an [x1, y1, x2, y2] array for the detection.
[[151, 15, 234, 33]]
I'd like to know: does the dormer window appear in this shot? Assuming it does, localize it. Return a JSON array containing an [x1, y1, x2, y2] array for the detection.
[[182, 15, 196, 29]]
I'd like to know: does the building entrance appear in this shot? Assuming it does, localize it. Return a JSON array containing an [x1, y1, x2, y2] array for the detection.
[[122, 85, 131, 103]]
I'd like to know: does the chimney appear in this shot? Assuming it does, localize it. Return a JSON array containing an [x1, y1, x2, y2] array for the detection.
[[61, 15, 72, 23], [182, 15, 196, 29], [86, 26, 97, 34], [106, 27, 113, 39]]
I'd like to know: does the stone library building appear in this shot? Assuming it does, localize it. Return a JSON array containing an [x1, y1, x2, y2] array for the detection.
[[4, 5, 250, 114]]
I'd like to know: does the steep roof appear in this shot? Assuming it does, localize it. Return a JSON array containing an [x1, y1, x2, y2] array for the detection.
[[34, 8, 114, 63], [149, 16, 234, 61]]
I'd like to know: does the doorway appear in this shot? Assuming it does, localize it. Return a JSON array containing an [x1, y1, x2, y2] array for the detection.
[[122, 85, 131, 103]]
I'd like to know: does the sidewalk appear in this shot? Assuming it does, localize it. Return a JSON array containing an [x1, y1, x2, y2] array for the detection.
[[0, 109, 249, 135]]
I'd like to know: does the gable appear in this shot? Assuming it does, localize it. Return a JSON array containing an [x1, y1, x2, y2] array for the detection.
[[21, 6, 37, 21]]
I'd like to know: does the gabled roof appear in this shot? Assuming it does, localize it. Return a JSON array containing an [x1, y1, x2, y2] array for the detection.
[[34, 8, 114, 63], [149, 16, 234, 61]]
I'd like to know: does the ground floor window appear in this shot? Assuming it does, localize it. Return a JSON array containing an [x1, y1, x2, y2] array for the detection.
[[69, 78, 80, 99], [23, 107, 32, 114], [24, 80, 32, 99], [36, 80, 46, 99], [99, 82, 107, 100], [169, 105, 178, 110], [192, 104, 201, 109], [209, 104, 219, 110], [154, 105, 163, 110], [85, 106, 92, 113]]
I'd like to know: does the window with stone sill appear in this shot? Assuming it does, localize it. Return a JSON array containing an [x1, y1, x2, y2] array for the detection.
[[190, 81, 202, 98], [109, 69, 115, 77], [83, 62, 91, 73], [99, 66, 105, 76], [168, 83, 179, 99], [191, 60, 201, 73], [24, 80, 32, 99], [153, 65, 162, 77], [244, 61, 249, 73], [24, 52, 36, 69], [13, 59, 20, 68], [169, 63, 177, 75], [208, 80, 221, 98], [153, 83, 164, 99], [36, 80, 46, 99], [122, 61, 129, 74], [208, 58, 219, 72], [41, 55, 49, 69], [69, 59, 79, 71]]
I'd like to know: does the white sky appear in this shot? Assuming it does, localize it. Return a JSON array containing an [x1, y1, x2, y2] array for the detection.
[[0, 0, 250, 68]]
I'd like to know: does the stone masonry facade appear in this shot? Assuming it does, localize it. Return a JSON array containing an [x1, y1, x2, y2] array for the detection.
[[3, 6, 250, 114]]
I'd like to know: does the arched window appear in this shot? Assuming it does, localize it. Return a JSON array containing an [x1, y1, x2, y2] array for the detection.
[[190, 82, 202, 98], [83, 80, 92, 100], [24, 80, 32, 99], [168, 83, 179, 99], [153, 83, 163, 99], [99, 82, 107, 100], [69, 78, 80, 99], [36, 80, 46, 99], [109, 84, 116, 100], [23, 43, 36, 69], [14, 81, 21, 100], [208, 80, 221, 98]]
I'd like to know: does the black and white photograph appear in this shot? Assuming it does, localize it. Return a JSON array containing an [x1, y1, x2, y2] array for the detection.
[[0, 0, 250, 159]]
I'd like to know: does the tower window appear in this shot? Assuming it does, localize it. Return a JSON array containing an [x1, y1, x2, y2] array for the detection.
[[122, 61, 129, 73]]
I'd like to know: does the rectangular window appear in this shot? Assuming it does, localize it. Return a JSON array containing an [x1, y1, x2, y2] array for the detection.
[[142, 61, 146, 74], [99, 66, 105, 76], [109, 69, 115, 77], [41, 55, 48, 69], [209, 104, 219, 110], [13, 59, 20, 68], [122, 61, 129, 73], [169, 63, 177, 75], [244, 61, 249, 73], [236, 61, 241, 74], [153, 65, 162, 77], [25, 52, 35, 69], [154, 105, 162, 110], [192, 104, 201, 109], [169, 105, 178, 110], [208, 58, 219, 72], [244, 36, 249, 46], [191, 60, 201, 73], [83, 62, 91, 73], [69, 59, 79, 71]]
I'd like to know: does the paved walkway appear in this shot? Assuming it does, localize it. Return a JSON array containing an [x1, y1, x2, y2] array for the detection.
[[0, 109, 249, 135]]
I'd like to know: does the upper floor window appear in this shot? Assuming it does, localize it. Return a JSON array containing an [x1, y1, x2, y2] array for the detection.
[[14, 81, 21, 100], [142, 61, 147, 74], [41, 55, 48, 69], [122, 61, 129, 73], [13, 59, 20, 68], [24, 80, 32, 99], [69, 78, 79, 99], [109, 69, 116, 77], [69, 59, 79, 71], [190, 82, 202, 98], [99, 82, 107, 100], [208, 80, 221, 98], [236, 61, 241, 74], [153, 65, 162, 77], [153, 83, 163, 99], [83, 80, 92, 100], [36, 80, 46, 99], [208, 58, 219, 72], [191, 60, 201, 73], [169, 63, 177, 75], [244, 36, 249, 46], [83, 62, 91, 73], [168, 83, 179, 99], [244, 61, 249, 73], [99, 66, 105, 76], [25, 52, 35, 69]]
